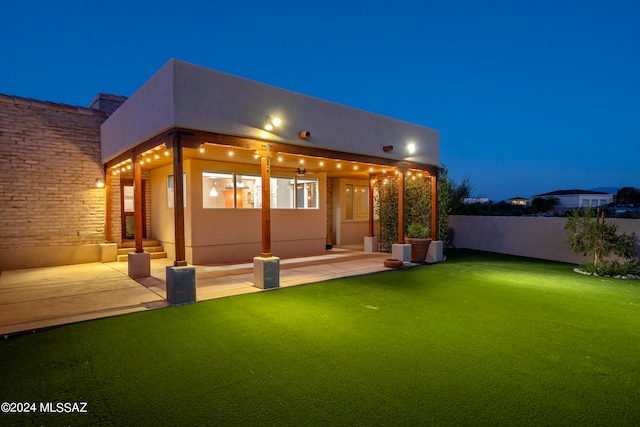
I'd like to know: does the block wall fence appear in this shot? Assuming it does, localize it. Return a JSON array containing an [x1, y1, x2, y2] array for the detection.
[[449, 215, 640, 264]]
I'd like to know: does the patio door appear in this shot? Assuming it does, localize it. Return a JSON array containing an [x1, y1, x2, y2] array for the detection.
[[120, 179, 146, 240]]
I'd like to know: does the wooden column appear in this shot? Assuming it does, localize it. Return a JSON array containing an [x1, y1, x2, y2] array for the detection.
[[431, 175, 438, 241], [368, 174, 375, 237], [260, 144, 274, 257], [105, 170, 112, 243], [397, 165, 405, 244], [172, 133, 188, 266], [133, 154, 144, 253]]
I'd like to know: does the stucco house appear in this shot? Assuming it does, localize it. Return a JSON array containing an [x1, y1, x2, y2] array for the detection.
[[0, 59, 440, 291], [534, 189, 614, 212]]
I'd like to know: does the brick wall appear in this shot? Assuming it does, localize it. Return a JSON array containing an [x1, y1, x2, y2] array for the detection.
[[0, 94, 107, 265]]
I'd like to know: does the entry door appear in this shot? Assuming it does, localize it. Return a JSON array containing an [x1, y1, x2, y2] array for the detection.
[[121, 179, 146, 240]]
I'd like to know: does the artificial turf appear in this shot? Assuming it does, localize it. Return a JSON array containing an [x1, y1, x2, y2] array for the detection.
[[1, 250, 639, 426]]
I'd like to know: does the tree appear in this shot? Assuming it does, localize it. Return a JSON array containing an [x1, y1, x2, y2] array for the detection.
[[565, 208, 637, 270], [448, 175, 474, 215], [530, 197, 560, 214], [615, 187, 640, 204]]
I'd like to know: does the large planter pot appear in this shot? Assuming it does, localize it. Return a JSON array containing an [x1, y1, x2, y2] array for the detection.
[[404, 238, 432, 263]]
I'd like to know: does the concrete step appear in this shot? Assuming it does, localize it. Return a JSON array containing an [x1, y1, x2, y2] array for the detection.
[[119, 239, 161, 249], [117, 246, 165, 255], [117, 251, 168, 262], [117, 240, 167, 262]]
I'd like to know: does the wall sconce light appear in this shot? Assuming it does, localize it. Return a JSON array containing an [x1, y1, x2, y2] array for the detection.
[[199, 144, 205, 153], [383, 145, 394, 152], [96, 178, 105, 188], [265, 116, 282, 131], [298, 131, 311, 139], [406, 143, 416, 154]]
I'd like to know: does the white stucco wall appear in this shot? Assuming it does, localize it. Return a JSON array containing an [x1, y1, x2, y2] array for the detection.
[[449, 216, 640, 264], [102, 59, 439, 166], [151, 158, 327, 264], [332, 178, 370, 245], [101, 63, 175, 162]]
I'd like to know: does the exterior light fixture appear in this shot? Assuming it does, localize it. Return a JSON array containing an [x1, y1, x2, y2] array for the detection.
[[383, 145, 394, 152], [265, 116, 282, 131], [407, 143, 416, 154], [95, 178, 105, 188], [199, 144, 205, 153]]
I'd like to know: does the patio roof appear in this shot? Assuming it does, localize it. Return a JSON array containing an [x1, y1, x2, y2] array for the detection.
[[100, 59, 439, 170]]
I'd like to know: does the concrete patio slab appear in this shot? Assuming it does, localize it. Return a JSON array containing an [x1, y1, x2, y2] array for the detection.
[[0, 247, 393, 336]]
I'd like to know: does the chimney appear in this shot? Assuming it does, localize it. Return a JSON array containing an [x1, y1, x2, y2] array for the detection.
[[88, 93, 128, 117]]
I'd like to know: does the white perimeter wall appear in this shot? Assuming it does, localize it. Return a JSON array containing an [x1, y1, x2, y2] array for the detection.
[[449, 216, 640, 264]]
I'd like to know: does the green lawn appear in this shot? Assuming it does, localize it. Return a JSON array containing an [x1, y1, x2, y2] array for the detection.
[[1, 250, 639, 426]]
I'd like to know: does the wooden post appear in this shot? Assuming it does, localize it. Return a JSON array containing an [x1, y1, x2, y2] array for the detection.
[[260, 144, 274, 257], [172, 133, 188, 266], [368, 174, 375, 237], [431, 174, 438, 241], [105, 170, 112, 243], [133, 154, 144, 253], [398, 165, 405, 244]]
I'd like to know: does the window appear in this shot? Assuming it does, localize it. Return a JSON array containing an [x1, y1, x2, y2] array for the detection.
[[271, 177, 295, 208], [202, 172, 317, 209], [296, 178, 318, 209], [345, 184, 369, 220], [167, 173, 186, 208]]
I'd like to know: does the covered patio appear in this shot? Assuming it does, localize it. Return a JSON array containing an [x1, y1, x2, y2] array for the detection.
[[100, 59, 440, 297]]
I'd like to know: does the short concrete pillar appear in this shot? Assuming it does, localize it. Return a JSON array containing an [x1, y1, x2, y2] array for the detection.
[[128, 252, 151, 279], [426, 240, 444, 263], [364, 236, 378, 252], [166, 265, 196, 305], [100, 243, 118, 262], [254, 256, 280, 289], [392, 243, 411, 264]]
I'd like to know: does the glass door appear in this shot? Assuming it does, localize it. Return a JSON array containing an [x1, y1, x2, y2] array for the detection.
[[120, 179, 146, 240]]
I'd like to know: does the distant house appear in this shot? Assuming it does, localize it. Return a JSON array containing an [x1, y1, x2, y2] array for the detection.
[[504, 197, 530, 206], [533, 189, 614, 212]]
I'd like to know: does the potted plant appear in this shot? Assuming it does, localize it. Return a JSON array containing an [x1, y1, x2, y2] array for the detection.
[[405, 223, 432, 263]]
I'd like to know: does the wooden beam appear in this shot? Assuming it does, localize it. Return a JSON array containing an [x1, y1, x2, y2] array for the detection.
[[177, 129, 439, 175], [398, 165, 405, 244], [133, 155, 144, 253], [368, 174, 375, 237], [431, 175, 438, 240], [172, 132, 188, 266], [105, 170, 112, 243], [259, 144, 273, 257], [105, 127, 438, 176]]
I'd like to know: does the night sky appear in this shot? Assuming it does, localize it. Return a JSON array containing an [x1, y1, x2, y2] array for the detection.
[[2, 0, 638, 200]]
